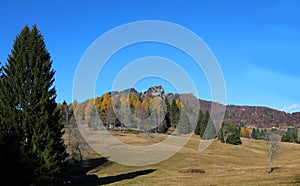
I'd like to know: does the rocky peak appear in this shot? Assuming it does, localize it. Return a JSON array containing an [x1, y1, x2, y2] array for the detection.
[[142, 85, 164, 98]]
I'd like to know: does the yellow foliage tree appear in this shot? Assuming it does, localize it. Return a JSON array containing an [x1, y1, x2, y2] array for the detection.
[[240, 126, 251, 138]]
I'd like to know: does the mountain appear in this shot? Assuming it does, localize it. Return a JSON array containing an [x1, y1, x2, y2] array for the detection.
[[100, 86, 300, 128]]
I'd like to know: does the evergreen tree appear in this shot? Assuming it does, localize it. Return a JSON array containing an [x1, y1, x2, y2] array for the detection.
[[0, 25, 66, 184], [202, 120, 217, 140], [194, 110, 203, 135], [256, 128, 261, 139], [0, 61, 3, 77], [281, 127, 299, 143], [260, 128, 267, 140], [170, 99, 180, 127], [163, 97, 171, 129], [218, 123, 242, 145], [199, 110, 209, 138], [177, 112, 191, 134], [281, 133, 287, 142], [251, 128, 257, 139], [61, 101, 68, 124], [231, 125, 242, 145]]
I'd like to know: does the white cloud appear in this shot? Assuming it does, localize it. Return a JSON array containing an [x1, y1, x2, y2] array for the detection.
[[281, 104, 300, 112]]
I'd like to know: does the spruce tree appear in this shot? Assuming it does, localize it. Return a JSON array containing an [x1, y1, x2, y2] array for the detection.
[[164, 97, 171, 128], [177, 112, 191, 134], [199, 110, 209, 138], [0, 61, 3, 77], [202, 120, 217, 140], [0, 25, 66, 184], [251, 128, 256, 139], [170, 99, 180, 127], [218, 123, 242, 145], [194, 110, 203, 135]]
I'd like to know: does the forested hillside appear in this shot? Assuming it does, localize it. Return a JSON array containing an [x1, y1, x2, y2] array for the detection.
[[71, 86, 300, 130]]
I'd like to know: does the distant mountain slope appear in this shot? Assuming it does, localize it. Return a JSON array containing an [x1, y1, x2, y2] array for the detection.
[[100, 86, 300, 127]]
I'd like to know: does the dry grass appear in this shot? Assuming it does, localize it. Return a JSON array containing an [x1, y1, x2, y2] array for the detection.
[[178, 168, 206, 174], [72, 131, 300, 185]]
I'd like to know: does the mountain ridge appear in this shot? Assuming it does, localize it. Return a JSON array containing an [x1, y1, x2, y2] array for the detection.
[[99, 86, 300, 127]]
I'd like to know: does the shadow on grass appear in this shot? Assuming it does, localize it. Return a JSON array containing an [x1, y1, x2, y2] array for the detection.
[[290, 174, 300, 184], [65, 157, 110, 185], [67, 157, 110, 174], [98, 169, 156, 185], [65, 158, 155, 185]]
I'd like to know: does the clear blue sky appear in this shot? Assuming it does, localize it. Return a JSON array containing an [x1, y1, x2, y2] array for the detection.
[[0, 0, 299, 112]]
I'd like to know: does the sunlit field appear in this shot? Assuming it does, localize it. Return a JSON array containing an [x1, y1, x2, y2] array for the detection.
[[71, 130, 300, 185]]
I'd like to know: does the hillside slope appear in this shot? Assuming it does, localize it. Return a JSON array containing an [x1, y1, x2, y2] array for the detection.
[[110, 86, 300, 127]]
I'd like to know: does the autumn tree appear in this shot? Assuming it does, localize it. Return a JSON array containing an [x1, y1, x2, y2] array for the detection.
[[66, 102, 87, 161], [98, 93, 114, 126], [119, 94, 133, 130], [240, 126, 251, 138], [134, 101, 148, 131], [141, 96, 152, 135], [129, 92, 140, 113], [0, 25, 67, 184], [84, 99, 95, 125]]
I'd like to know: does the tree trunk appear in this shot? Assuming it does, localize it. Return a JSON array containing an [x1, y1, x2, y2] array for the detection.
[[268, 155, 273, 173]]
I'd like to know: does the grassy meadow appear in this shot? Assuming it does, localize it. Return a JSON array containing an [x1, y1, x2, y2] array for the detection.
[[68, 130, 300, 186]]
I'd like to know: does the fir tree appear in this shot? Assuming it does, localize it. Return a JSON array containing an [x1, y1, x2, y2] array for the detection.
[[194, 110, 203, 135], [177, 112, 191, 134], [199, 110, 209, 138], [218, 123, 242, 145], [0, 61, 3, 77], [0, 25, 67, 184], [251, 128, 257, 139], [281, 127, 299, 143], [163, 97, 171, 130], [170, 99, 180, 127], [202, 120, 217, 140]]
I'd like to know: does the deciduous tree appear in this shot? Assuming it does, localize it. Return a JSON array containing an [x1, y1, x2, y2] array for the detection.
[[265, 132, 280, 173]]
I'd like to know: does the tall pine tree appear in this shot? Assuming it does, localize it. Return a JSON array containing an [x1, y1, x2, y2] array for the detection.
[[0, 25, 67, 184]]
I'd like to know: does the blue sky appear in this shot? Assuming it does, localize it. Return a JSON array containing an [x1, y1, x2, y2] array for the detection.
[[0, 0, 300, 112]]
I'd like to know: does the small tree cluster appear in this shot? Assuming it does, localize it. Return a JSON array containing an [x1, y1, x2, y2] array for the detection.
[[90, 91, 184, 135], [218, 123, 242, 145], [281, 127, 299, 143], [251, 128, 267, 140], [194, 110, 210, 138]]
